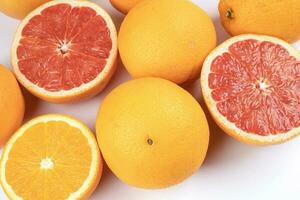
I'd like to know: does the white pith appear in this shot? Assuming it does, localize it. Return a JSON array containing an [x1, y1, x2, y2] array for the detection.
[[0, 114, 100, 200], [201, 34, 300, 144], [58, 41, 70, 54], [40, 158, 54, 170], [11, 0, 118, 100], [257, 80, 269, 91]]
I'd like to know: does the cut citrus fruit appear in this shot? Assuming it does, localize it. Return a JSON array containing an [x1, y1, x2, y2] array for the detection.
[[0, 114, 102, 199], [201, 34, 300, 145], [11, 0, 118, 103]]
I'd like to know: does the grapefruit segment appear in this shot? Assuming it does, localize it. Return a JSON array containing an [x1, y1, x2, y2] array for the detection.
[[12, 0, 117, 103], [201, 34, 300, 145]]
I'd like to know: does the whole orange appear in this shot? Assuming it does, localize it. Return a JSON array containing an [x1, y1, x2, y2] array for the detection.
[[118, 0, 216, 84], [0, 65, 24, 146], [110, 0, 141, 14], [0, 0, 49, 19], [219, 0, 300, 43], [96, 78, 209, 188]]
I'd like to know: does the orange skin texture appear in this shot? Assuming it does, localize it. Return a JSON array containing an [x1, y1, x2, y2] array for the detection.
[[0, 65, 24, 147], [219, 0, 300, 43], [96, 78, 210, 189], [110, 0, 142, 14], [118, 0, 216, 84], [0, 0, 49, 19]]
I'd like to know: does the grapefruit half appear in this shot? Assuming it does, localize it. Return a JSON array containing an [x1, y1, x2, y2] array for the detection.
[[201, 34, 300, 145], [11, 0, 118, 103]]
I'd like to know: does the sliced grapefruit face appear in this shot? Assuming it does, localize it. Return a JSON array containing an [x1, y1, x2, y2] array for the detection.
[[201, 34, 300, 145], [11, 0, 117, 103]]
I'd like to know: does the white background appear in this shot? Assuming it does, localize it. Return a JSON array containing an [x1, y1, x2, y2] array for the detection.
[[1, 0, 300, 200]]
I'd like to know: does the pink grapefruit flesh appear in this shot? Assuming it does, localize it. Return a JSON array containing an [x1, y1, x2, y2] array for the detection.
[[12, 0, 117, 103], [209, 39, 300, 135], [17, 4, 112, 92], [201, 34, 300, 145]]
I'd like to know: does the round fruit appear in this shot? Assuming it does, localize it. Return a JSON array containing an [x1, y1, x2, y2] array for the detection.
[[0, 114, 102, 200], [12, 0, 118, 103], [96, 77, 209, 188], [219, 0, 300, 43], [110, 0, 141, 14], [0, 0, 49, 19], [118, 0, 216, 84], [201, 34, 300, 145], [0, 65, 24, 147]]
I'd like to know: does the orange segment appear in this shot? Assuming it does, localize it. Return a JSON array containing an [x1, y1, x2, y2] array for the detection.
[[0, 114, 102, 200]]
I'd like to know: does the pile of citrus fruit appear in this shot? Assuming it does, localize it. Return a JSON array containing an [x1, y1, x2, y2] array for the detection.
[[0, 0, 299, 199]]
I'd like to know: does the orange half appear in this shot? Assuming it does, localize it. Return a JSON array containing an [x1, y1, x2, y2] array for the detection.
[[0, 114, 102, 199]]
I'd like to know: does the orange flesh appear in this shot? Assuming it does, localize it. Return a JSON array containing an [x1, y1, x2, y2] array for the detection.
[[209, 39, 300, 136], [5, 121, 92, 199], [17, 3, 112, 92]]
